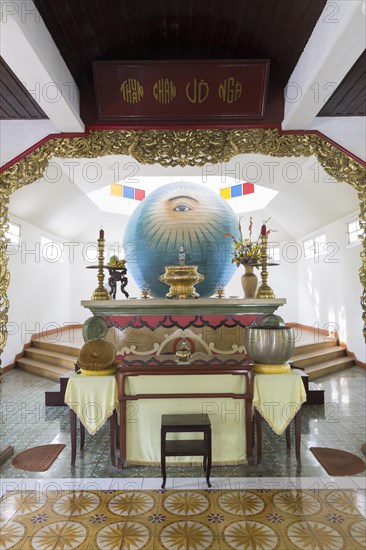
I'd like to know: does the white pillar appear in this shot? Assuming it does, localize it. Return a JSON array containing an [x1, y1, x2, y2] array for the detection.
[[0, 0, 84, 132], [282, 0, 366, 130]]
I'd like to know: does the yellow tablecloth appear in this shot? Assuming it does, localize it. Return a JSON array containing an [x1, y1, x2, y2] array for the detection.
[[124, 374, 248, 464], [64, 373, 118, 435], [253, 371, 307, 435]]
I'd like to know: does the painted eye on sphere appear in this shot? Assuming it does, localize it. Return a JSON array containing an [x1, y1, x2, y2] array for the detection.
[[173, 204, 192, 212]]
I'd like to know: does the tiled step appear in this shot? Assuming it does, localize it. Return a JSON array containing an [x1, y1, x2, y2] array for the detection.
[[305, 356, 355, 380], [291, 346, 346, 368], [24, 347, 77, 369], [307, 381, 325, 404], [45, 373, 72, 406], [16, 357, 70, 380], [32, 340, 80, 357], [292, 340, 337, 356], [292, 368, 325, 405]]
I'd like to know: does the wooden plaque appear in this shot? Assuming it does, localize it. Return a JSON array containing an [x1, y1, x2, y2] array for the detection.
[[93, 60, 270, 121]]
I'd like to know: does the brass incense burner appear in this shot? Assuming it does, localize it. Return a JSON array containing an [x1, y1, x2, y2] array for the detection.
[[159, 265, 204, 299], [175, 337, 192, 363]]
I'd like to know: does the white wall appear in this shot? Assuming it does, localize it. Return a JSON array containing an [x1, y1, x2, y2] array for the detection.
[[309, 117, 366, 163], [296, 211, 365, 362], [3, 216, 71, 366], [0, 119, 58, 167]]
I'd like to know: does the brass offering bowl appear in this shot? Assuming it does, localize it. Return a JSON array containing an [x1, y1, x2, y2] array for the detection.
[[77, 338, 117, 376], [244, 325, 295, 373], [159, 265, 204, 299]]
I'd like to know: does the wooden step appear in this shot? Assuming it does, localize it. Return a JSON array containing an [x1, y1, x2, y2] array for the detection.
[[25, 347, 77, 369], [32, 340, 80, 357], [292, 340, 338, 356], [305, 357, 355, 380], [16, 358, 72, 380], [291, 346, 346, 368]]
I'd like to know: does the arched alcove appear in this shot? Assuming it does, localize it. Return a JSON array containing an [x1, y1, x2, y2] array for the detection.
[[0, 128, 365, 363]]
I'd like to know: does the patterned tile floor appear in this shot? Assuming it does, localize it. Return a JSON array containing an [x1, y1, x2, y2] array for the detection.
[[1, 367, 365, 481], [0, 488, 365, 549], [1, 367, 365, 549]]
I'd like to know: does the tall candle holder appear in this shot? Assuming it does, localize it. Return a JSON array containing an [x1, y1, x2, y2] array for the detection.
[[91, 235, 110, 301], [256, 232, 275, 299]]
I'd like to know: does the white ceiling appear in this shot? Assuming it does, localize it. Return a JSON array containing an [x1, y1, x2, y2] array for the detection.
[[9, 153, 359, 244]]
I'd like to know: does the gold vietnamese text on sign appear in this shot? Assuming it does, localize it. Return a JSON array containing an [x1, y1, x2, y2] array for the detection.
[[219, 78, 243, 104], [120, 79, 144, 104], [186, 79, 209, 104], [153, 78, 176, 104]]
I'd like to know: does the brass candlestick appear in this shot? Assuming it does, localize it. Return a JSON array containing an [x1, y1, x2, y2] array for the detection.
[[91, 237, 110, 301], [256, 233, 275, 299], [141, 284, 150, 299], [215, 283, 225, 298]]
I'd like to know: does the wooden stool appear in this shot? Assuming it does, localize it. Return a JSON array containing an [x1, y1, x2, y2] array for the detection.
[[70, 410, 119, 466], [254, 408, 302, 464], [161, 414, 212, 488]]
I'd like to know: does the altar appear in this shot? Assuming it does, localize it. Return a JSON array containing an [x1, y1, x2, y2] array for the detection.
[[81, 298, 286, 356], [81, 297, 286, 465]]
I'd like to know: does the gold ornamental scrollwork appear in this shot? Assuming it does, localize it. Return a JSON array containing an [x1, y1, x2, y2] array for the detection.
[[0, 128, 365, 365]]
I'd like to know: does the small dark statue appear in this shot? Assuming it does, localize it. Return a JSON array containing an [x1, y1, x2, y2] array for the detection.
[[107, 266, 129, 299]]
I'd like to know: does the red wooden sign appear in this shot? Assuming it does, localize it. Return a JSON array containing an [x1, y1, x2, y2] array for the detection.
[[93, 60, 270, 121]]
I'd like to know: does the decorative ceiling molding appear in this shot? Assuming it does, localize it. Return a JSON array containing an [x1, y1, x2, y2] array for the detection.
[[0, 128, 365, 362], [0, 129, 365, 189]]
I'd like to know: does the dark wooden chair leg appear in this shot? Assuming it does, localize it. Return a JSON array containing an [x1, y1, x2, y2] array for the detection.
[[206, 428, 212, 488], [295, 410, 301, 463], [110, 412, 116, 466], [118, 401, 126, 468], [286, 424, 291, 449], [161, 429, 167, 489], [246, 399, 253, 461], [255, 410, 262, 465], [70, 410, 76, 466], [203, 432, 207, 473], [203, 434, 206, 472], [116, 416, 120, 450], [79, 421, 85, 451]]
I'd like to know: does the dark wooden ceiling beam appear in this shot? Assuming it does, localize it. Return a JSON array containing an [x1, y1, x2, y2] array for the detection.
[[34, 0, 327, 89], [318, 50, 366, 117], [0, 57, 47, 120]]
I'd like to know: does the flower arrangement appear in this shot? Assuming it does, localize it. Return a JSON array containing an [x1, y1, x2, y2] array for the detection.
[[225, 217, 262, 267]]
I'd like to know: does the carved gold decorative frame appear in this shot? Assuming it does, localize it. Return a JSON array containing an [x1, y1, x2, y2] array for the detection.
[[0, 128, 365, 365]]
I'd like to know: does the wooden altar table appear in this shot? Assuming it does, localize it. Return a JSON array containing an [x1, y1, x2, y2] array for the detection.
[[117, 358, 253, 468], [64, 373, 119, 466], [253, 371, 307, 464]]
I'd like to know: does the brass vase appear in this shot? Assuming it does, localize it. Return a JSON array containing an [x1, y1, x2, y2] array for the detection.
[[159, 265, 204, 299], [241, 264, 258, 299]]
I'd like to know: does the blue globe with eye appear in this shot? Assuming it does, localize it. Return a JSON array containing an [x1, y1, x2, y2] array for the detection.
[[123, 181, 240, 297]]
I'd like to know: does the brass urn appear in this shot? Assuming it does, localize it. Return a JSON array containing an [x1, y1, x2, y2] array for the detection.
[[175, 338, 192, 363], [159, 265, 204, 299]]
